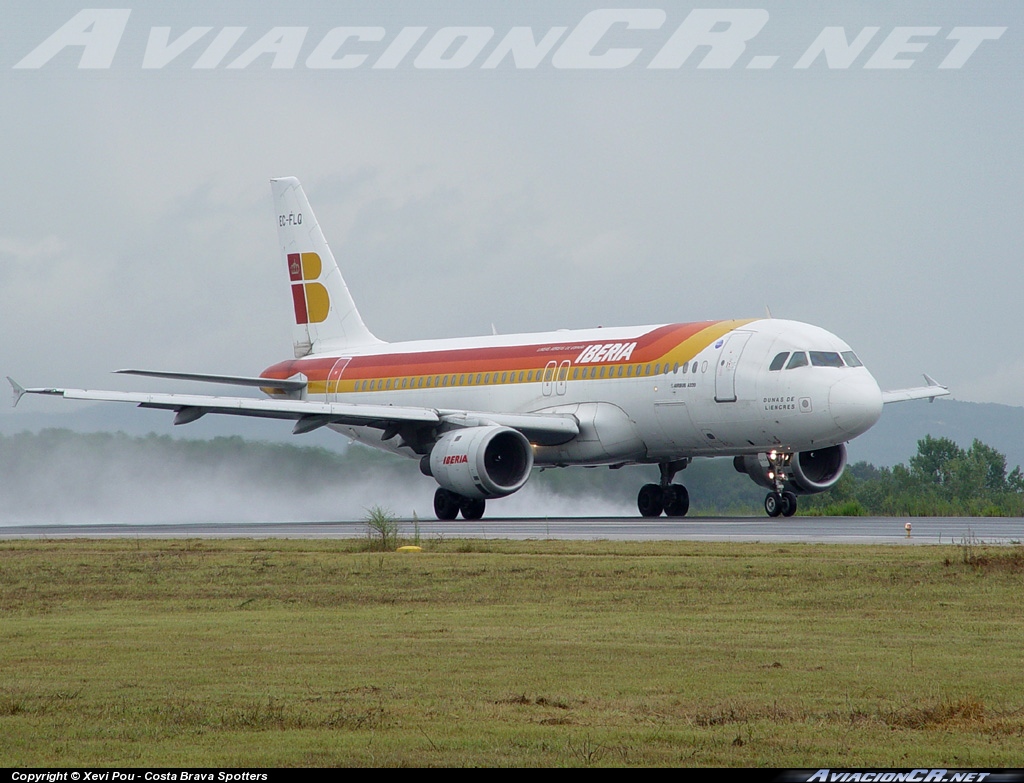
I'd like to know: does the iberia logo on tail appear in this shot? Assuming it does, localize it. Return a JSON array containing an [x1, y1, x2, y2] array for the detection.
[[288, 252, 330, 324]]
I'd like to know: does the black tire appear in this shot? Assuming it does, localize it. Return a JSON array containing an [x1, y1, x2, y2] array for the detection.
[[433, 488, 460, 520], [637, 483, 664, 518], [460, 497, 486, 521], [663, 484, 690, 517], [765, 491, 783, 518], [781, 491, 798, 518]]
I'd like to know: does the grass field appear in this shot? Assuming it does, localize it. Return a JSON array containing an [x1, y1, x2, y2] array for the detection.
[[1, 537, 1023, 767]]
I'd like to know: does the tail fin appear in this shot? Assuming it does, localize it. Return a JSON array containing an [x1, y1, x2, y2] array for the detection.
[[271, 177, 382, 357]]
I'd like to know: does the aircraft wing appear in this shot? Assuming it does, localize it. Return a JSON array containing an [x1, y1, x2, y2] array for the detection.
[[8, 379, 579, 445], [881, 374, 950, 404]]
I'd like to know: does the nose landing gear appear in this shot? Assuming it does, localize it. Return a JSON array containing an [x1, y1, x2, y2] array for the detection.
[[763, 451, 798, 518]]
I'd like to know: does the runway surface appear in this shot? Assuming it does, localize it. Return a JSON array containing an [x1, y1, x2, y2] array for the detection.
[[1, 515, 1021, 544]]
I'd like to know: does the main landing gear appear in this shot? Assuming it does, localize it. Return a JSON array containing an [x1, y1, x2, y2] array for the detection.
[[763, 450, 797, 517], [434, 488, 486, 521], [637, 460, 690, 518]]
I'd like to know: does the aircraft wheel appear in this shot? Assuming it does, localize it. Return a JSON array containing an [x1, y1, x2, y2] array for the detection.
[[460, 497, 486, 521], [663, 484, 690, 517], [637, 484, 664, 518], [780, 491, 798, 518], [434, 488, 460, 521], [765, 491, 783, 518]]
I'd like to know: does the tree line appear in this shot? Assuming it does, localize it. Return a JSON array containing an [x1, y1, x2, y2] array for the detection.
[[2, 429, 1021, 518], [800, 436, 1024, 517]]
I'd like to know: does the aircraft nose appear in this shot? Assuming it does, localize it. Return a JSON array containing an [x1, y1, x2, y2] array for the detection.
[[829, 374, 883, 437]]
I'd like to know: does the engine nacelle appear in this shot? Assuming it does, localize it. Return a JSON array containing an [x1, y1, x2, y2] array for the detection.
[[733, 443, 847, 495], [425, 426, 534, 500], [789, 444, 848, 494]]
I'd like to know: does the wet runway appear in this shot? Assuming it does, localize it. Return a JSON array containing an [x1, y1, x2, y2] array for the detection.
[[1, 515, 1021, 544]]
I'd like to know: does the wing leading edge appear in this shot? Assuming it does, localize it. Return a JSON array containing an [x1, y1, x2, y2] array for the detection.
[[881, 374, 950, 404], [7, 379, 579, 446]]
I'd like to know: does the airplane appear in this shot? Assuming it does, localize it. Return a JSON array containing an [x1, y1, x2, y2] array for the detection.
[[9, 177, 949, 520]]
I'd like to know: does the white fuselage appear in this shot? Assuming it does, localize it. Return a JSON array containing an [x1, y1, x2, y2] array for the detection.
[[261, 317, 884, 466]]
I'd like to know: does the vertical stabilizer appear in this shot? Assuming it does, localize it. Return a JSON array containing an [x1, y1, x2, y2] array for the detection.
[[271, 177, 382, 356]]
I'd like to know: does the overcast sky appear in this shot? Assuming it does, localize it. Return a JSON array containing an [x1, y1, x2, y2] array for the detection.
[[2, 1, 1022, 425]]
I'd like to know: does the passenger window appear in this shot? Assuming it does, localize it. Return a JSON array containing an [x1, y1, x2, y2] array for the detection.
[[810, 351, 844, 368], [402, 378, 408, 389], [691, 361, 698, 374], [786, 352, 808, 369], [769, 352, 789, 371], [501, 372, 507, 383], [842, 351, 863, 367]]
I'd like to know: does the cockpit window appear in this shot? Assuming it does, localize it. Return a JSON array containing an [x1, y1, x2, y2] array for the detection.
[[769, 352, 789, 371], [842, 351, 863, 367], [786, 352, 808, 369], [809, 351, 844, 368]]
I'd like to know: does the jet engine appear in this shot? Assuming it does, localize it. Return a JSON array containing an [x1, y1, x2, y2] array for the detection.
[[733, 443, 847, 495], [423, 426, 534, 500]]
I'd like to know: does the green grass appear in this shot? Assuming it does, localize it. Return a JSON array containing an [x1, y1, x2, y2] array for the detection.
[[1, 538, 1023, 766]]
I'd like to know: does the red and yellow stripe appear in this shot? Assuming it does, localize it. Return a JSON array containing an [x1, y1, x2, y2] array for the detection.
[[260, 319, 754, 396]]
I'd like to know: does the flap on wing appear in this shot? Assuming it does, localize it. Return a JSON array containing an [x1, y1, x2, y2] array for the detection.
[[882, 374, 950, 404]]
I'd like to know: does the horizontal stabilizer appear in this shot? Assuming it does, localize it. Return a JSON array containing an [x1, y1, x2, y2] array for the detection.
[[115, 369, 307, 392]]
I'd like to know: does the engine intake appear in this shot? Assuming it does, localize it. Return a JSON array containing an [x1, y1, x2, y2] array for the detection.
[[425, 426, 533, 499], [789, 444, 847, 494], [733, 443, 847, 495]]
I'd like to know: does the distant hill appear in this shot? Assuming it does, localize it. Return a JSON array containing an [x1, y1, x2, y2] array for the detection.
[[848, 399, 1024, 470]]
